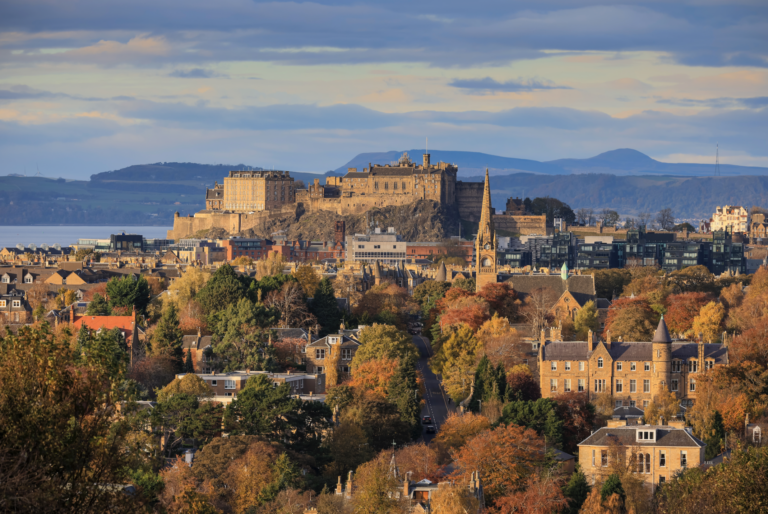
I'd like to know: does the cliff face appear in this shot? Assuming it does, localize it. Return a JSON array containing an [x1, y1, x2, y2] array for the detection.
[[196, 200, 462, 242]]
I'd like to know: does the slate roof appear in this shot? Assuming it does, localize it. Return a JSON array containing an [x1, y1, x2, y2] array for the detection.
[[502, 275, 596, 307], [306, 334, 360, 349], [652, 317, 672, 343], [345, 167, 453, 178], [182, 334, 213, 350], [596, 298, 612, 309], [542, 341, 728, 364], [578, 426, 705, 448], [273, 328, 310, 341], [206, 189, 224, 200], [612, 406, 645, 419]]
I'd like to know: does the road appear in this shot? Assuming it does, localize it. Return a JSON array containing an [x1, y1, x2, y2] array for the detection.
[[412, 334, 454, 443]]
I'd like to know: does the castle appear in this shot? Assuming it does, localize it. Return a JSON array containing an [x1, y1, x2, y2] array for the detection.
[[167, 152, 549, 240]]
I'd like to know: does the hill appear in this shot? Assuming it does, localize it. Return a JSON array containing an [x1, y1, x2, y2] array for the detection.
[[333, 148, 768, 178]]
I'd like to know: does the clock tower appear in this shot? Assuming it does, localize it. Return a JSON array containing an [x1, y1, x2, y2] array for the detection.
[[475, 168, 497, 292]]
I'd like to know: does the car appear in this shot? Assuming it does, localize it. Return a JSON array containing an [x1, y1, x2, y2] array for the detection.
[[425, 425, 436, 434], [422, 416, 433, 424]]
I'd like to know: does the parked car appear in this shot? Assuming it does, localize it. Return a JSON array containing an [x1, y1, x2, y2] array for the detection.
[[425, 425, 436, 434], [422, 416, 433, 424]]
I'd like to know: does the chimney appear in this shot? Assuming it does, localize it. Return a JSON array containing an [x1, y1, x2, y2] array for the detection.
[[659, 416, 665, 426], [423, 153, 430, 167], [540, 329, 546, 347], [197, 326, 202, 338], [469, 471, 476, 493], [69, 306, 75, 324], [606, 330, 612, 350], [588, 330, 594, 352], [346, 471, 353, 499], [403, 475, 410, 498], [336, 476, 343, 495]]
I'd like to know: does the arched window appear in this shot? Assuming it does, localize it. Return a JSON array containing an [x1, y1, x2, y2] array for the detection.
[[598, 357, 603, 368], [482, 257, 492, 267], [645, 454, 651, 474], [637, 453, 644, 473]]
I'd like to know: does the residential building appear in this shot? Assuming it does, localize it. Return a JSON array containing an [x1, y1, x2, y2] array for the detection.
[[711, 205, 749, 234], [578, 420, 705, 489], [110, 232, 144, 252], [346, 228, 406, 266], [304, 331, 361, 379], [0, 293, 32, 323], [176, 370, 325, 404], [537, 232, 577, 270], [710, 230, 746, 275], [405, 240, 474, 263], [576, 241, 617, 270], [538, 318, 728, 408], [69, 306, 140, 357]]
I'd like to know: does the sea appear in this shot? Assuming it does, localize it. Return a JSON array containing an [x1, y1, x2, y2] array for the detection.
[[0, 226, 173, 249]]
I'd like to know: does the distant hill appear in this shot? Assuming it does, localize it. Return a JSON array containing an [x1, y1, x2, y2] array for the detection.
[[333, 148, 768, 178]]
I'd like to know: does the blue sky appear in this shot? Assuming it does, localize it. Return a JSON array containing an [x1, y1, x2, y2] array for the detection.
[[1, 0, 767, 179]]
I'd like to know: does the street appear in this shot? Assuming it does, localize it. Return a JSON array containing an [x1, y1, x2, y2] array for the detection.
[[412, 334, 454, 443]]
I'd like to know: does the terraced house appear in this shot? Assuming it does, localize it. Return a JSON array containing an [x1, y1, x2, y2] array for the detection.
[[539, 318, 728, 409]]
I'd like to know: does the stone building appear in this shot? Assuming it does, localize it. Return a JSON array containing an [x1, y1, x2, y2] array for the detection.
[[304, 331, 361, 381], [217, 170, 295, 212], [475, 169, 497, 292], [578, 420, 705, 489], [538, 318, 728, 409], [711, 205, 749, 234]]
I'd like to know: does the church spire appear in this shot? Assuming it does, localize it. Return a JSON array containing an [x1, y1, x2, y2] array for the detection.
[[478, 168, 494, 241], [475, 168, 497, 292]]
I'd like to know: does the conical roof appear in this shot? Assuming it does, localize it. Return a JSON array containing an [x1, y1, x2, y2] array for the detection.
[[477, 168, 494, 243], [436, 261, 447, 281], [652, 316, 672, 343]]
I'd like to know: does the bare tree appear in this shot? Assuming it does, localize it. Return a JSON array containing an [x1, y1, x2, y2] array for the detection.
[[638, 211, 653, 228], [656, 208, 675, 231], [576, 208, 590, 225], [624, 217, 636, 229], [600, 209, 620, 227], [264, 281, 317, 328], [521, 287, 559, 336], [586, 208, 595, 226]]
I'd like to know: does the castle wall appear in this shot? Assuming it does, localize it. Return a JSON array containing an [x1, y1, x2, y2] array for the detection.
[[455, 182, 485, 221], [167, 204, 299, 239], [494, 214, 550, 235]]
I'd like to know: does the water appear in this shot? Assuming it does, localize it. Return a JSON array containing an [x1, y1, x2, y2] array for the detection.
[[0, 226, 173, 249]]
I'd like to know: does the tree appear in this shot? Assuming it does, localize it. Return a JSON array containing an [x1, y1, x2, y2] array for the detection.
[[603, 297, 657, 341], [55, 287, 77, 309], [691, 301, 725, 342], [353, 283, 417, 329], [667, 265, 716, 295], [476, 315, 525, 369], [664, 293, 713, 337], [555, 392, 597, 454], [600, 209, 620, 227], [413, 281, 451, 317], [326, 342, 341, 388], [477, 282, 519, 320], [152, 302, 185, 369], [157, 373, 213, 402], [429, 482, 480, 514], [638, 211, 653, 228], [195, 264, 247, 318], [600, 474, 625, 503], [430, 324, 480, 402], [169, 267, 210, 312], [294, 265, 321, 297], [351, 324, 418, 370], [152, 393, 223, 456], [432, 412, 491, 464], [351, 455, 405, 514], [129, 354, 179, 400], [340, 395, 412, 451], [106, 275, 151, 314], [86, 292, 111, 315], [312, 277, 341, 336], [387, 356, 422, 438], [521, 287, 558, 336], [656, 207, 675, 231], [563, 467, 590, 514], [184, 349, 195, 373], [469, 355, 506, 415], [255, 252, 287, 280], [506, 364, 541, 402], [494, 473, 567, 514], [451, 424, 545, 503], [349, 357, 399, 399], [209, 298, 280, 371], [0, 325, 146, 512], [500, 398, 564, 449], [704, 410, 725, 460], [673, 222, 696, 232], [324, 422, 373, 478], [264, 281, 317, 329], [231, 447, 301, 512], [390, 442, 439, 482], [452, 277, 476, 293], [576, 208, 591, 225], [574, 300, 599, 340], [439, 295, 491, 331]]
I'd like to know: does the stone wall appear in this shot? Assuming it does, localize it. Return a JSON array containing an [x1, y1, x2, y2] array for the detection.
[[494, 214, 549, 235], [455, 181, 485, 221], [167, 203, 300, 239]]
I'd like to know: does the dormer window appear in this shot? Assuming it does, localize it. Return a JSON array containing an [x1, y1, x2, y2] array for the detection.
[[598, 357, 603, 369], [12, 300, 20, 308], [24, 276, 32, 283], [637, 429, 656, 442], [1, 275, 8, 283]]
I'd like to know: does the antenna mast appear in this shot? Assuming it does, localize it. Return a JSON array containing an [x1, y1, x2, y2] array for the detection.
[[715, 144, 720, 177]]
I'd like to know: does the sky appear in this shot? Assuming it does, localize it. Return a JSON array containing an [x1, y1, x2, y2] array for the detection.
[[1, 0, 767, 180]]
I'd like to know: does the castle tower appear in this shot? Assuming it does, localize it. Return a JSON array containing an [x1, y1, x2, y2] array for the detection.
[[652, 316, 672, 396], [475, 168, 497, 292]]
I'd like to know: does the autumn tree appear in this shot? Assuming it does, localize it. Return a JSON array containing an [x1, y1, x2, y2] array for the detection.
[[521, 287, 558, 336], [563, 468, 590, 514], [451, 424, 545, 504], [664, 292, 713, 337], [643, 389, 680, 426], [157, 373, 213, 402], [667, 265, 716, 295], [129, 354, 179, 399], [494, 473, 567, 514], [432, 412, 491, 464], [255, 252, 287, 280], [429, 482, 480, 514], [439, 294, 491, 331], [326, 342, 341, 388], [340, 395, 412, 451], [476, 315, 526, 369], [354, 283, 417, 329], [324, 423, 373, 478], [55, 287, 77, 309], [477, 282, 519, 320], [603, 297, 657, 341], [390, 442, 439, 482], [412, 280, 451, 317], [264, 281, 317, 329], [691, 301, 725, 342], [574, 300, 599, 340], [294, 265, 321, 297], [169, 267, 211, 312], [231, 446, 301, 513], [351, 324, 418, 370], [431, 324, 480, 402], [351, 454, 406, 514], [348, 357, 398, 398], [555, 392, 597, 454]]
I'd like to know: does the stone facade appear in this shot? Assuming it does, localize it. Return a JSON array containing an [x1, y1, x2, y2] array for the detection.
[[494, 214, 549, 236], [475, 170, 497, 292], [711, 205, 749, 234], [538, 319, 728, 408], [221, 170, 295, 212]]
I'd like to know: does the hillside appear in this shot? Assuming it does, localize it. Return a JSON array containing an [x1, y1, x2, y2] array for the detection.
[[192, 200, 461, 242], [333, 148, 768, 178]]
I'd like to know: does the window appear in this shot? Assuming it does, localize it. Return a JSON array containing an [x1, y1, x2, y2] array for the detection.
[[317, 366, 325, 373], [616, 379, 623, 393], [672, 360, 681, 373], [598, 357, 603, 368], [594, 379, 605, 392], [637, 453, 645, 473], [550, 379, 557, 392], [671, 379, 678, 391], [643, 379, 650, 393], [341, 348, 352, 360], [0, 301, 5, 308], [592, 449, 596, 467], [645, 454, 651, 474], [688, 361, 698, 373], [680, 451, 687, 467], [689, 379, 696, 392], [564, 379, 571, 392], [12, 300, 20, 308], [551, 362, 557, 371], [617, 362, 623, 371], [644, 362, 650, 371], [615, 400, 623, 408], [659, 451, 666, 467], [210, 380, 218, 387], [24, 276, 32, 283], [601, 450, 608, 467], [565, 361, 571, 371], [657, 350, 661, 358], [225, 380, 236, 390], [630, 400, 636, 407], [754, 427, 762, 444], [578, 379, 585, 392], [643, 400, 650, 408], [706, 360, 714, 370], [579, 361, 585, 371], [659, 476, 665, 484], [316, 349, 325, 360], [0, 276, 7, 283], [630, 379, 637, 393]]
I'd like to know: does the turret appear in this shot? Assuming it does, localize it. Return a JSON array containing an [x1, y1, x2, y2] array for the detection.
[[652, 316, 672, 395]]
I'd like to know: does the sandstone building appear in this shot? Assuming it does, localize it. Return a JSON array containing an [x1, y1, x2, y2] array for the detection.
[[538, 318, 728, 409], [711, 205, 749, 234]]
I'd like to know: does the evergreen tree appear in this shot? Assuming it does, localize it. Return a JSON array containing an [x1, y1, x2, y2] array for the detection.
[[562, 466, 590, 514], [311, 277, 341, 336], [387, 356, 421, 439], [86, 293, 111, 316], [152, 303, 185, 370], [469, 356, 505, 412], [195, 264, 247, 317], [705, 410, 726, 460], [600, 473, 625, 503], [184, 349, 195, 373], [106, 275, 151, 314], [500, 398, 564, 449]]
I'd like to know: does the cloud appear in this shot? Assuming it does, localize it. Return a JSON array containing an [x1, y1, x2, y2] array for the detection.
[[448, 77, 572, 94], [0, 84, 107, 102], [168, 68, 227, 78], [656, 96, 768, 109]]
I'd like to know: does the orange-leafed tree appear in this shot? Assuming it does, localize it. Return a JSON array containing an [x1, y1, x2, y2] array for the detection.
[[664, 292, 713, 337], [439, 295, 491, 331], [494, 473, 567, 514], [603, 297, 657, 342], [82, 282, 108, 302], [429, 482, 480, 514], [691, 301, 725, 343], [348, 357, 398, 399], [476, 315, 525, 369], [432, 412, 492, 464], [477, 282, 519, 321], [451, 424, 545, 503], [178, 298, 207, 334], [391, 442, 440, 482], [326, 342, 341, 388], [272, 337, 306, 367]]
